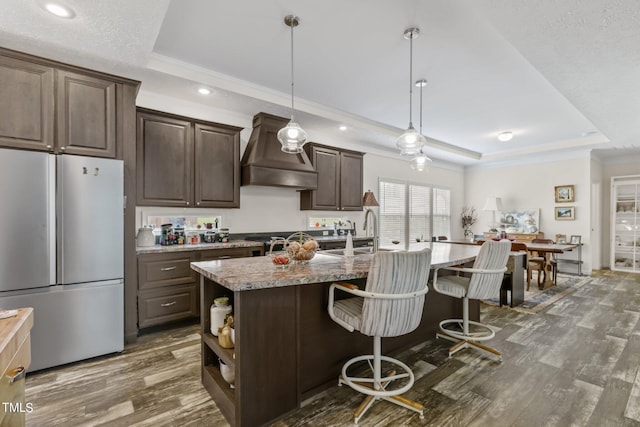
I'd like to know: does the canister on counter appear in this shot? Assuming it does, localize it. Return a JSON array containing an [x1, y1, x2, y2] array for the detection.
[[174, 226, 185, 245], [160, 224, 173, 246], [204, 231, 216, 243], [217, 228, 230, 243]]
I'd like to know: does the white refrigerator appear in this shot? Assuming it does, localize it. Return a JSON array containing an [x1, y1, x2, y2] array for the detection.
[[0, 148, 124, 371]]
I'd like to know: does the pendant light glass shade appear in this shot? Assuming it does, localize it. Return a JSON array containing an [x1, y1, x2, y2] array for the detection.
[[277, 119, 308, 153], [278, 15, 308, 154], [397, 125, 426, 156], [410, 149, 432, 171], [410, 78, 431, 171], [396, 27, 424, 156]]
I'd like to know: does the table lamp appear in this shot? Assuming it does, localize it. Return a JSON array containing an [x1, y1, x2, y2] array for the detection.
[[482, 196, 502, 232]]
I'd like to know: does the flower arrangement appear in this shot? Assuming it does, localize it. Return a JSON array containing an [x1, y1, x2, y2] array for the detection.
[[460, 206, 477, 228]]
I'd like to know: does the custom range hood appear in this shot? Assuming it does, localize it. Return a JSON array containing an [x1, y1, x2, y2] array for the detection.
[[241, 112, 318, 189]]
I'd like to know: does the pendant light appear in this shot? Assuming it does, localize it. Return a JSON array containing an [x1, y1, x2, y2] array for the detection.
[[277, 15, 308, 154], [410, 78, 432, 172], [396, 27, 427, 156]]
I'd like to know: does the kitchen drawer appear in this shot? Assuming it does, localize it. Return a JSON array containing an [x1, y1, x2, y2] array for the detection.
[[199, 247, 257, 261], [138, 284, 199, 329], [138, 252, 197, 290]]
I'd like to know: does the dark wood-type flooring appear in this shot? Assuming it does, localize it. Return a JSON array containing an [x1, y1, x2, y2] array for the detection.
[[25, 270, 640, 426]]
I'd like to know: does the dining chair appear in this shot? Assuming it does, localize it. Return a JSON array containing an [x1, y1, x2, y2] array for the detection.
[[327, 249, 432, 424], [530, 238, 555, 289], [432, 240, 511, 360]]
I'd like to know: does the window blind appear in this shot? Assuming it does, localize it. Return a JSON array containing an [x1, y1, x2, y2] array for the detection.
[[432, 188, 451, 238], [379, 179, 451, 244], [379, 181, 406, 245]]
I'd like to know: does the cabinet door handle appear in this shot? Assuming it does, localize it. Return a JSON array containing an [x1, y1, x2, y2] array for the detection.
[[218, 256, 231, 260], [186, 201, 190, 206], [160, 266, 177, 272], [46, 145, 53, 150], [60, 146, 66, 151], [197, 202, 200, 206], [160, 301, 177, 307], [6, 366, 25, 383]]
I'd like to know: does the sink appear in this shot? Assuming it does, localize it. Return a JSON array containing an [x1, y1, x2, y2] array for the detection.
[[320, 247, 391, 256]]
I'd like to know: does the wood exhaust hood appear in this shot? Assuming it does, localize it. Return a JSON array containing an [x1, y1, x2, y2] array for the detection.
[[241, 112, 318, 189]]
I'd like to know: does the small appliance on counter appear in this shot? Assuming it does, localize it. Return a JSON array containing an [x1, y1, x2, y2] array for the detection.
[[136, 226, 155, 247]]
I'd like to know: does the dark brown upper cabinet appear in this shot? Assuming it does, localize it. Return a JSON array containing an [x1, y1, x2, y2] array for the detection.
[[136, 109, 242, 208], [0, 47, 137, 159], [0, 55, 54, 151], [56, 70, 116, 158], [300, 143, 363, 211]]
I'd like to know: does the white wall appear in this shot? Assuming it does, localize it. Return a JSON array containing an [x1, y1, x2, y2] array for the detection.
[[590, 156, 604, 269], [136, 90, 466, 235], [600, 159, 640, 268], [464, 155, 592, 273]]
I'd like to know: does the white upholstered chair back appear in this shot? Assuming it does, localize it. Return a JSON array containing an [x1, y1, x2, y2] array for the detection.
[[466, 240, 511, 300], [360, 249, 432, 337]]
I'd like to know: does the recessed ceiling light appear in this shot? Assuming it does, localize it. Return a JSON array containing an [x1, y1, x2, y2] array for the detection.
[[43, 2, 75, 18], [197, 87, 211, 95], [498, 131, 513, 142], [339, 125, 347, 131]]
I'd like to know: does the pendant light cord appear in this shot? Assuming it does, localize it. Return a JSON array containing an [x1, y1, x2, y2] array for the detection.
[[408, 33, 413, 128], [290, 21, 295, 120], [419, 80, 423, 134]]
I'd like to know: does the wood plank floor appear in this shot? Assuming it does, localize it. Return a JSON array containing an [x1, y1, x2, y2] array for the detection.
[[24, 271, 640, 426]]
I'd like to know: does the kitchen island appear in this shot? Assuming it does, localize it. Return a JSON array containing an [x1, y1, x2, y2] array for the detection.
[[191, 242, 481, 426]]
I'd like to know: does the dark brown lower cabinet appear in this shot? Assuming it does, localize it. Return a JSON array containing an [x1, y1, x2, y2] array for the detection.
[[138, 247, 262, 330]]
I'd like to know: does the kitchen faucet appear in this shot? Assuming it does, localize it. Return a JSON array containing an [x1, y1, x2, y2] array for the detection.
[[363, 208, 379, 253]]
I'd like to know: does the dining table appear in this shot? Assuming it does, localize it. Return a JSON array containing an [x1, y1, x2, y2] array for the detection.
[[524, 242, 579, 289], [440, 239, 579, 294]]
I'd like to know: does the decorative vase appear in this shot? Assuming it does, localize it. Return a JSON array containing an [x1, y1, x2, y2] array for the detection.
[[464, 227, 474, 242]]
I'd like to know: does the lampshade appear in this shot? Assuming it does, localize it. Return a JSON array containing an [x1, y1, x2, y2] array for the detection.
[[482, 196, 503, 211], [277, 15, 308, 154], [362, 190, 379, 207]]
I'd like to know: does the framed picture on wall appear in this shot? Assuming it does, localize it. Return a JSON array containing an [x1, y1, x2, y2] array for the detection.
[[555, 185, 575, 202], [555, 206, 575, 220]]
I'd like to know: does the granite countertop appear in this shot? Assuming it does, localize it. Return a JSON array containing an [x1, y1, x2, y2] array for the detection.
[[136, 239, 264, 255], [191, 242, 480, 292]]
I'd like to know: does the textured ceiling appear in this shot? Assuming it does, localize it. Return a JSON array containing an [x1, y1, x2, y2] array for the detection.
[[0, 0, 637, 165]]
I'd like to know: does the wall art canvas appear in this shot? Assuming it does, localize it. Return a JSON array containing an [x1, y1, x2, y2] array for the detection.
[[498, 209, 540, 233]]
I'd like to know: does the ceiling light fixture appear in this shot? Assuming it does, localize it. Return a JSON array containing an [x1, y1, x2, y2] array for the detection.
[[410, 78, 432, 172], [498, 131, 513, 142], [339, 125, 347, 131], [43, 2, 75, 18], [396, 27, 427, 157], [197, 87, 211, 95], [277, 15, 308, 154]]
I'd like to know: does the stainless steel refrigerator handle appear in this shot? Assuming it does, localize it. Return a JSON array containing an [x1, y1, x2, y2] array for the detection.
[[6, 366, 25, 383], [48, 154, 56, 285], [160, 266, 176, 272]]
